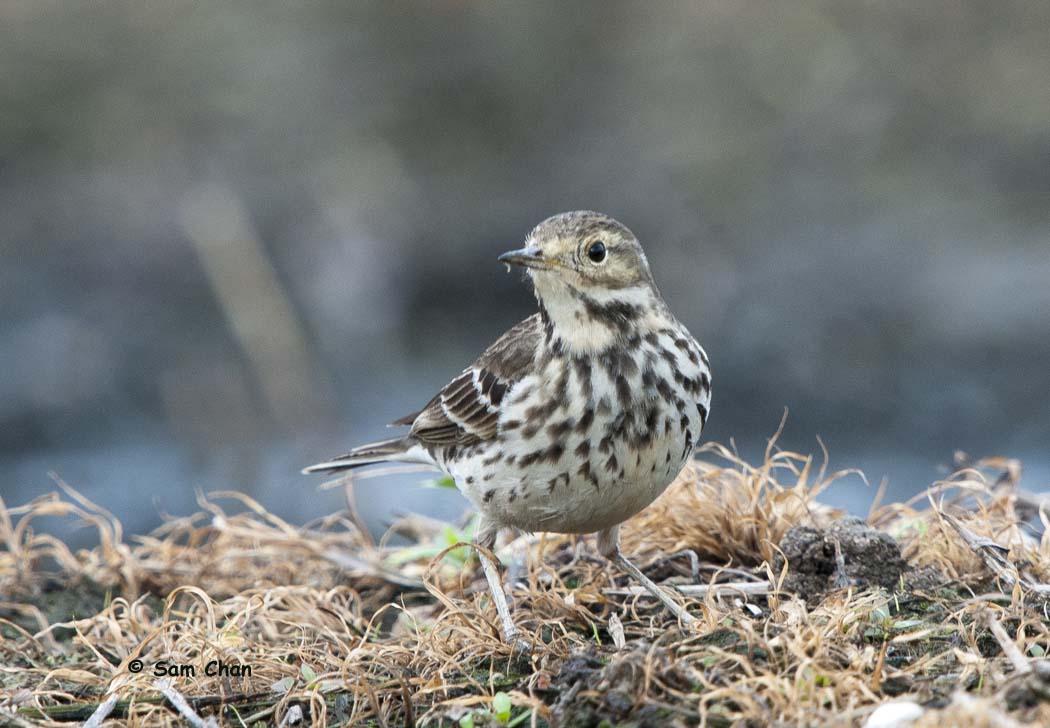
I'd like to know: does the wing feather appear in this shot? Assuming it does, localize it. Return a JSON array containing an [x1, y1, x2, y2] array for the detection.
[[393, 314, 542, 447]]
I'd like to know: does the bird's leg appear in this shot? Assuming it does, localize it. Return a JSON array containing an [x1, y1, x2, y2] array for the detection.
[[474, 519, 521, 644], [596, 525, 696, 625]]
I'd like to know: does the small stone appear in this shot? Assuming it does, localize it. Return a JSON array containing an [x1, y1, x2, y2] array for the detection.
[[864, 701, 924, 728]]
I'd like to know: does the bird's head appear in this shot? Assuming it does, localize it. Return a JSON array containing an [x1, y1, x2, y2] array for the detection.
[[499, 211, 665, 352], [499, 211, 656, 295]]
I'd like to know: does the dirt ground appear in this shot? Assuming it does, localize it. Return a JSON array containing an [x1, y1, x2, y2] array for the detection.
[[2, 441, 1049, 727]]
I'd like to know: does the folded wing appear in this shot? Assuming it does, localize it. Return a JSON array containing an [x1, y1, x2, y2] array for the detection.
[[394, 314, 542, 446]]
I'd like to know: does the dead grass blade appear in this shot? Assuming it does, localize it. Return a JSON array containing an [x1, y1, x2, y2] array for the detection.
[[3, 440, 1050, 725]]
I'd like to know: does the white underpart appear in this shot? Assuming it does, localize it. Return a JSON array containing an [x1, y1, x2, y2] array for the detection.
[[532, 280, 661, 355], [447, 300, 711, 534], [539, 281, 616, 352], [576, 285, 652, 306]]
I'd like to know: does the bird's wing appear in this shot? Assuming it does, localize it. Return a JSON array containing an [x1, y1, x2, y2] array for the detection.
[[392, 314, 543, 446]]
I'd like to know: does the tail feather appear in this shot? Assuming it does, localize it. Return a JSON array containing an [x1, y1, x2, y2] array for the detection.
[[301, 436, 434, 475]]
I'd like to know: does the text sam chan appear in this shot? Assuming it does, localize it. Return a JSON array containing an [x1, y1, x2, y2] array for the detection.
[[154, 661, 252, 678]]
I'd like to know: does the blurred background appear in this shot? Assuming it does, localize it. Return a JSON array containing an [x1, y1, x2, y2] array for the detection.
[[2, 1, 1048, 544]]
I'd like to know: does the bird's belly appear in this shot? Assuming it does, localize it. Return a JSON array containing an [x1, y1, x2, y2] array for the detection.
[[452, 400, 701, 534], [449, 332, 711, 534]]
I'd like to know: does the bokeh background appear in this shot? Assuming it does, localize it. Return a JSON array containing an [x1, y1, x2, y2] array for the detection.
[[3, 1, 1048, 544]]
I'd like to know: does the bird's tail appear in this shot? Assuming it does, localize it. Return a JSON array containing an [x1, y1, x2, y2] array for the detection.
[[301, 436, 432, 475]]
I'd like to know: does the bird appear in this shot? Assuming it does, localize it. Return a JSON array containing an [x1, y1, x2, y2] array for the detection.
[[304, 211, 712, 643]]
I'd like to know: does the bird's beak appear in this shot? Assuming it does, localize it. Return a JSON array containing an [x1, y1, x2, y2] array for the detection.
[[498, 245, 552, 271]]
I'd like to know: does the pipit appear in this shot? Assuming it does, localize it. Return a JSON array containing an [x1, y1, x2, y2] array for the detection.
[[304, 211, 712, 643]]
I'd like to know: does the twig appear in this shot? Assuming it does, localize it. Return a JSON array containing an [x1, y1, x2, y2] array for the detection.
[[19, 692, 275, 722], [239, 703, 279, 725], [984, 609, 1031, 675], [154, 679, 220, 728], [321, 548, 425, 589], [695, 564, 767, 581], [604, 580, 771, 598], [81, 694, 119, 728], [942, 512, 1050, 599]]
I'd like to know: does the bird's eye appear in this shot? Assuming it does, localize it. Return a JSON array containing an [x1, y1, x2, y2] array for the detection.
[[587, 241, 607, 263]]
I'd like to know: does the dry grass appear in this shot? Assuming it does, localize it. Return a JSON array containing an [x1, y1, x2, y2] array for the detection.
[[2, 441, 1049, 727]]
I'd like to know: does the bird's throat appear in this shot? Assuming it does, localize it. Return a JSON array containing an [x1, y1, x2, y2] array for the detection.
[[535, 282, 665, 355]]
